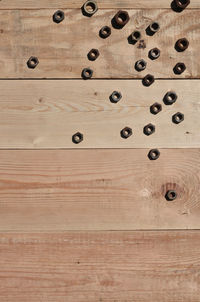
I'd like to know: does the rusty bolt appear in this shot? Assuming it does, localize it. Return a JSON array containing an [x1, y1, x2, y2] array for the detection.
[[142, 74, 155, 87], [99, 26, 111, 38], [27, 56, 39, 69], [53, 10, 65, 23], [121, 127, 132, 139], [82, 0, 98, 16], [174, 0, 190, 9], [87, 49, 99, 61], [72, 132, 83, 144], [113, 10, 130, 28], [175, 38, 189, 52], [82, 68, 93, 79], [110, 91, 122, 103], [173, 62, 186, 74], [165, 190, 177, 201], [163, 91, 177, 105], [172, 112, 184, 124], [143, 123, 155, 136], [148, 149, 160, 160], [149, 48, 160, 60], [150, 103, 162, 115], [135, 59, 147, 72]]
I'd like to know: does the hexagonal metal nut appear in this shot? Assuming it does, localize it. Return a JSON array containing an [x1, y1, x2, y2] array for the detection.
[[53, 10, 65, 23], [143, 123, 155, 136], [150, 103, 162, 115], [172, 112, 184, 124], [87, 48, 100, 61], [121, 127, 132, 139], [110, 91, 122, 103], [72, 132, 83, 144], [27, 56, 39, 69]]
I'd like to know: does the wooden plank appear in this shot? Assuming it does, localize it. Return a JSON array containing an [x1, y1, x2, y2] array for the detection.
[[0, 79, 199, 148], [0, 0, 199, 9], [0, 148, 199, 231], [0, 231, 199, 301], [0, 9, 199, 78]]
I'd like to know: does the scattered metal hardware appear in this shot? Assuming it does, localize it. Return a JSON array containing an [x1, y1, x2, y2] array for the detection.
[[53, 10, 65, 23], [175, 38, 189, 52], [149, 48, 160, 60], [150, 103, 162, 115], [88, 49, 100, 61], [148, 149, 160, 160], [72, 132, 83, 144], [143, 123, 155, 136], [142, 74, 155, 87], [82, 68, 93, 79], [165, 190, 177, 201], [163, 91, 177, 105], [135, 59, 147, 72], [27, 56, 39, 69], [172, 112, 184, 124], [174, 0, 190, 9], [121, 127, 132, 139], [82, 0, 98, 16], [113, 10, 130, 28], [110, 91, 122, 103], [130, 31, 141, 43], [147, 22, 160, 35], [99, 26, 111, 38], [173, 62, 186, 74]]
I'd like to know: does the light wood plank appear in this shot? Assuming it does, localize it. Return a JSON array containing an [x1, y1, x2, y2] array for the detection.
[[0, 231, 199, 301], [0, 0, 199, 9], [0, 79, 199, 148], [0, 9, 199, 78], [0, 149, 199, 231]]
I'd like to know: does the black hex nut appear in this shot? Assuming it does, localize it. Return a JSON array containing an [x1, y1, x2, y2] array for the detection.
[[173, 62, 186, 75], [142, 74, 155, 87], [110, 91, 122, 103], [135, 59, 147, 72], [165, 190, 177, 201], [130, 31, 141, 43], [163, 91, 177, 105], [87, 49, 100, 61], [149, 48, 160, 60], [53, 10, 65, 23], [99, 26, 111, 38], [146, 22, 160, 35], [27, 56, 39, 69], [172, 112, 184, 124], [150, 103, 162, 115], [72, 132, 83, 144], [121, 127, 132, 139], [143, 123, 155, 136], [82, 0, 98, 16], [175, 38, 189, 52], [82, 68, 93, 79], [112, 10, 130, 29], [148, 149, 160, 160], [174, 0, 190, 9]]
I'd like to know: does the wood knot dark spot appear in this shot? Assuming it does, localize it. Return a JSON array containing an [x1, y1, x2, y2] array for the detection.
[[38, 98, 44, 103], [0, 29, 4, 34], [77, 261, 80, 264], [94, 92, 98, 96], [137, 40, 146, 49]]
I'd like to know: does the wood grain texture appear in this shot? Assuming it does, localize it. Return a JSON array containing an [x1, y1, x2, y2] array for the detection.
[[0, 148, 199, 231], [0, 79, 199, 148], [0, 0, 199, 9], [0, 231, 199, 302], [0, 9, 199, 78]]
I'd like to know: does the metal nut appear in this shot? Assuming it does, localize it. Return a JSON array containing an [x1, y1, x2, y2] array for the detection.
[[149, 48, 160, 60], [82, 0, 98, 16], [121, 127, 132, 139], [148, 149, 160, 160], [53, 10, 65, 23], [113, 10, 130, 28], [99, 26, 111, 38], [142, 74, 155, 87], [135, 59, 147, 72], [172, 112, 184, 124], [72, 132, 83, 144], [143, 123, 155, 136], [165, 190, 177, 201], [82, 68, 93, 79], [173, 62, 186, 74], [130, 31, 141, 42], [163, 91, 177, 105], [175, 38, 189, 52], [150, 103, 162, 115], [149, 22, 160, 34], [27, 56, 39, 69], [174, 0, 190, 9], [88, 49, 99, 61], [110, 91, 122, 103]]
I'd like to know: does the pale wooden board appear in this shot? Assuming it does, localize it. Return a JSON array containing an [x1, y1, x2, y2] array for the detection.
[[0, 79, 199, 148], [0, 0, 199, 9], [0, 149, 199, 231], [0, 231, 199, 301], [0, 9, 199, 78]]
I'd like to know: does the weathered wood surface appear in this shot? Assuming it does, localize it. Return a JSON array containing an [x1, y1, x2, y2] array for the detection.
[[0, 0, 199, 9], [0, 9, 199, 78], [0, 231, 199, 302], [0, 149, 199, 231], [0, 79, 198, 148]]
